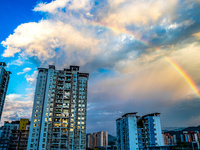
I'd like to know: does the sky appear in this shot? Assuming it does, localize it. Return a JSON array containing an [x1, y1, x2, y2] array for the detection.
[[0, 0, 200, 135]]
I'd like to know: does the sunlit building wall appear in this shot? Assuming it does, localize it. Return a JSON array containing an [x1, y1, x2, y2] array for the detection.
[[27, 65, 89, 150]]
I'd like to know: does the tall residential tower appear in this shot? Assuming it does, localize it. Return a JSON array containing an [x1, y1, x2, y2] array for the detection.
[[0, 62, 11, 121], [116, 113, 139, 150], [27, 65, 89, 150]]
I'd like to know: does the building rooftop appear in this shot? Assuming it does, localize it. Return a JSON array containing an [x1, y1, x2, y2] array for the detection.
[[49, 65, 55, 69], [0, 62, 6, 67], [142, 112, 160, 118], [70, 66, 79, 71], [122, 112, 137, 118], [116, 118, 122, 121]]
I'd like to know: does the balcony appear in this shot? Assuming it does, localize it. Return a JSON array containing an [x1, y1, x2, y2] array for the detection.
[[55, 109, 62, 113], [55, 100, 63, 103], [52, 140, 60, 143], [58, 82, 64, 85], [58, 78, 65, 81], [64, 87, 71, 91], [61, 134, 67, 138]]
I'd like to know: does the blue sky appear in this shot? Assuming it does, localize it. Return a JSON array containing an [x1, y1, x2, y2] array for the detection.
[[1, 0, 200, 135]]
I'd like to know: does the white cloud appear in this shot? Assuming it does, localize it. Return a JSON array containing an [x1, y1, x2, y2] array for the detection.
[[7, 52, 29, 67], [33, 0, 92, 13], [17, 67, 32, 75], [1, 20, 99, 66], [68, 0, 92, 11], [25, 70, 38, 86], [166, 19, 195, 30], [34, 0, 69, 13], [98, 0, 179, 31]]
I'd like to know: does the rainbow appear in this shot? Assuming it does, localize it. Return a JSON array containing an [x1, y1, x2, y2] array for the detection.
[[91, 21, 200, 99], [164, 56, 200, 98]]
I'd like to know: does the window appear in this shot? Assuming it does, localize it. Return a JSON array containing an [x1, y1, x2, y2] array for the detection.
[[54, 123, 61, 127]]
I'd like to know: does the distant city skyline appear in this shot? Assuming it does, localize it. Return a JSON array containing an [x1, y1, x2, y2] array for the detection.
[[0, 0, 200, 136]]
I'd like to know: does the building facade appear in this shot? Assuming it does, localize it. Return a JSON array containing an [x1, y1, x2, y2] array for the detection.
[[0, 62, 11, 121], [116, 112, 164, 150], [27, 65, 89, 150], [0, 119, 30, 150], [87, 131, 108, 149]]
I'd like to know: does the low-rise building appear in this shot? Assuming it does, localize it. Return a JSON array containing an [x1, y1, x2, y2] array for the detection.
[[0, 121, 14, 149], [163, 133, 176, 145], [87, 131, 108, 149], [0, 119, 30, 150], [180, 131, 200, 149]]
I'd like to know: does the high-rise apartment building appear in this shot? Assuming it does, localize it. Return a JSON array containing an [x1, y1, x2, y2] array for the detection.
[[116, 112, 164, 150], [116, 113, 139, 150], [138, 113, 163, 148], [0, 62, 11, 121], [27, 65, 89, 150], [87, 131, 108, 149]]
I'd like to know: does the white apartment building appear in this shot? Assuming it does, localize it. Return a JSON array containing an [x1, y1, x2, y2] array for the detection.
[[116, 112, 164, 150]]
